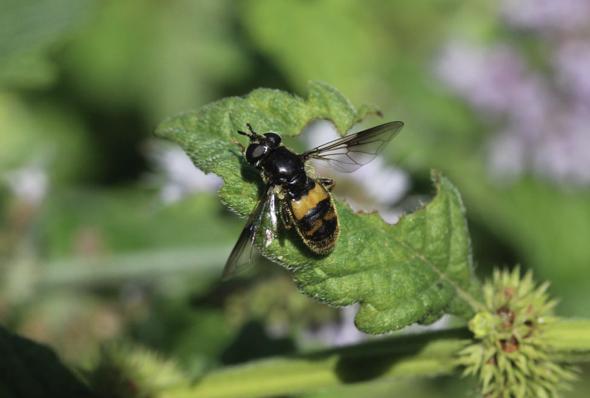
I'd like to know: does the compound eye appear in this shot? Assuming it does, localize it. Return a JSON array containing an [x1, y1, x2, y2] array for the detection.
[[264, 132, 281, 147], [245, 144, 268, 164]]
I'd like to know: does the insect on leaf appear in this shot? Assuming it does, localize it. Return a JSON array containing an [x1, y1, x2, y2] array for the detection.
[[156, 81, 482, 334]]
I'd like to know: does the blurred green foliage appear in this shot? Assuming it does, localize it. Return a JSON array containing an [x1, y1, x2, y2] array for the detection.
[[0, 0, 96, 88], [62, 0, 248, 123], [0, 94, 93, 182], [0, 325, 94, 398], [1, 0, 590, 397]]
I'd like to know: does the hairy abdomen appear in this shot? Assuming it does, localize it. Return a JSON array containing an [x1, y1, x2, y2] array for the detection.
[[289, 180, 339, 254]]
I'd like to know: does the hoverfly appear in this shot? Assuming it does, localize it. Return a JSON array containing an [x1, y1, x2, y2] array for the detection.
[[223, 121, 404, 279]]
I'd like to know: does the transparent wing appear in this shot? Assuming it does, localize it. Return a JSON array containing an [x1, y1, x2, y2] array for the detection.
[[301, 121, 404, 172], [222, 186, 276, 280]]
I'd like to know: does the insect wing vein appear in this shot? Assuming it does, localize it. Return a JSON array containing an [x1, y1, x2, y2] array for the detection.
[[301, 121, 404, 173], [222, 186, 275, 279]]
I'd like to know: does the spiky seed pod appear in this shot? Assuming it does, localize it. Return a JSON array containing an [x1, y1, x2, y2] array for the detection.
[[85, 343, 187, 398], [457, 267, 577, 398]]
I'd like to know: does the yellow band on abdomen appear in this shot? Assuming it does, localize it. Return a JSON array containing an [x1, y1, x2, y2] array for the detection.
[[290, 182, 329, 220]]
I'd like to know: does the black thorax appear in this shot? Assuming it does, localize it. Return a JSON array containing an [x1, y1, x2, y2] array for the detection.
[[259, 146, 314, 198]]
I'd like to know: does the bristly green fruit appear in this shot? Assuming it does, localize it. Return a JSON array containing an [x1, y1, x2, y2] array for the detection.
[[457, 268, 577, 398], [85, 343, 187, 398], [156, 81, 482, 334]]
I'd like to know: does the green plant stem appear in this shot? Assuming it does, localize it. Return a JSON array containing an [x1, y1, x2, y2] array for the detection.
[[38, 246, 229, 287], [545, 318, 590, 362], [166, 328, 471, 398], [166, 319, 590, 398]]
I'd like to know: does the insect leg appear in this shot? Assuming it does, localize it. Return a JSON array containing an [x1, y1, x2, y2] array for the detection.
[[230, 138, 245, 152], [318, 177, 335, 192], [264, 191, 278, 248], [280, 200, 294, 230]]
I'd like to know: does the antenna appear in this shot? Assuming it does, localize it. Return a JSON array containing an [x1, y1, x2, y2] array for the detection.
[[237, 123, 262, 140]]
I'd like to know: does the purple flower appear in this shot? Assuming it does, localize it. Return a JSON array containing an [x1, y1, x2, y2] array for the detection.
[[436, 15, 590, 187], [533, 106, 590, 184], [486, 131, 527, 181], [501, 0, 590, 31], [555, 40, 590, 103], [436, 41, 551, 131]]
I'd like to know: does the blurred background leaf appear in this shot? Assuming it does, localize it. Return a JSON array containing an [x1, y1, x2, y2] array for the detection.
[[0, 325, 93, 398], [0, 0, 96, 88]]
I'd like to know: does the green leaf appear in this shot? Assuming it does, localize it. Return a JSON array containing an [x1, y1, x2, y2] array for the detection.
[[0, 0, 96, 88], [0, 94, 94, 180], [61, 0, 248, 123], [38, 189, 239, 259], [452, 163, 590, 317], [240, 0, 387, 98], [156, 81, 481, 334], [0, 326, 93, 398]]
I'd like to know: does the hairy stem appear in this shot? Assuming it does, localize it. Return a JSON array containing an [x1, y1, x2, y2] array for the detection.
[[166, 328, 470, 398], [166, 319, 590, 398], [545, 318, 590, 362]]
